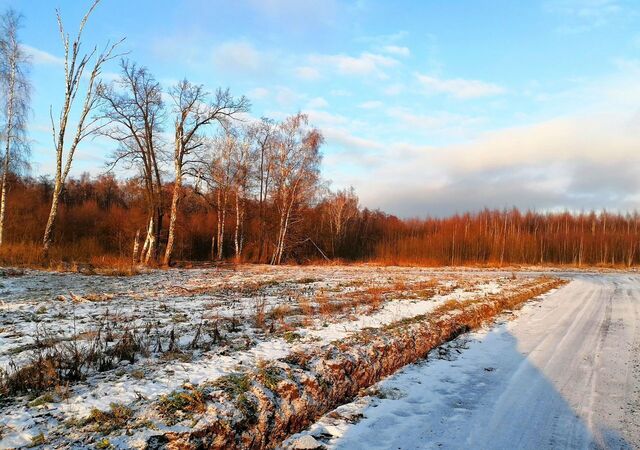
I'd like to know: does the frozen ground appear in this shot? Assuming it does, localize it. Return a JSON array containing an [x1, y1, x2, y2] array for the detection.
[[0, 265, 539, 449], [285, 273, 640, 450]]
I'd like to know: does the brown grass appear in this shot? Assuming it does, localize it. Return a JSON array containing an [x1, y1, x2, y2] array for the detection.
[[296, 296, 314, 317], [0, 242, 140, 276], [151, 277, 567, 449], [85, 403, 134, 434], [253, 297, 267, 329]]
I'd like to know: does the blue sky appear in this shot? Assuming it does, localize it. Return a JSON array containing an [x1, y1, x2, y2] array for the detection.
[[5, 0, 640, 216]]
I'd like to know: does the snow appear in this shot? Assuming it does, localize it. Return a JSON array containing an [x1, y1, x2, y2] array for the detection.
[[283, 273, 640, 450], [0, 265, 533, 448]]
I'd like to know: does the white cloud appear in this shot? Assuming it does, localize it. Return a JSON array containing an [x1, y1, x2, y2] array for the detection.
[[274, 86, 302, 107], [307, 97, 329, 109], [305, 109, 350, 127], [295, 66, 321, 80], [330, 89, 352, 97], [343, 109, 640, 216], [416, 74, 506, 99], [322, 126, 383, 151], [309, 52, 398, 78], [545, 0, 623, 33], [388, 107, 482, 133], [213, 41, 266, 74], [384, 83, 404, 95], [247, 0, 338, 27], [357, 30, 409, 46], [440, 112, 638, 174], [548, 0, 621, 17], [248, 87, 270, 100], [382, 45, 410, 57], [358, 100, 383, 109], [22, 44, 63, 66]]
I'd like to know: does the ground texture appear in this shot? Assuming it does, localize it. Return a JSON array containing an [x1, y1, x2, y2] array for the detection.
[[284, 273, 640, 450], [0, 266, 634, 449]]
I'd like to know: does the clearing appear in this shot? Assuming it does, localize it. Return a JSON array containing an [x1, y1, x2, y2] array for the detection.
[[0, 265, 598, 449]]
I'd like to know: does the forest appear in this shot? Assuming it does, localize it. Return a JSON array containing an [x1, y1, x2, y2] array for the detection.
[[0, 2, 638, 269], [2, 172, 639, 268]]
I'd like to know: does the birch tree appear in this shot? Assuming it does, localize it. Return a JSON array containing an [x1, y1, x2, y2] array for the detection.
[[324, 187, 358, 256], [163, 82, 249, 265], [42, 0, 123, 254], [232, 128, 252, 260], [208, 126, 252, 260], [247, 117, 277, 262], [270, 113, 323, 265], [0, 9, 30, 246], [98, 60, 165, 264], [208, 130, 235, 260]]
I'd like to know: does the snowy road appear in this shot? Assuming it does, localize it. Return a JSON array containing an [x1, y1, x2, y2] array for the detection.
[[289, 273, 640, 450]]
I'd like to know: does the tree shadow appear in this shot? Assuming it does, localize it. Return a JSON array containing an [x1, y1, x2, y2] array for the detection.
[[328, 328, 634, 450]]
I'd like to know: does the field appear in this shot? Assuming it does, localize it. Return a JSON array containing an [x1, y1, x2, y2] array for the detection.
[[0, 266, 563, 448], [283, 273, 640, 450]]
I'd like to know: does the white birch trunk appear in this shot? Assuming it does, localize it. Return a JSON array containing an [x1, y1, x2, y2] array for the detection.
[[216, 189, 227, 260], [140, 215, 153, 262], [0, 57, 15, 247], [234, 189, 240, 260], [131, 228, 140, 263], [163, 162, 182, 266]]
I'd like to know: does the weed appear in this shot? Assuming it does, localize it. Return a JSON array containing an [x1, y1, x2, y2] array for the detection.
[[316, 291, 333, 316], [95, 438, 113, 449], [86, 402, 133, 434], [235, 393, 257, 425], [253, 297, 267, 329], [297, 277, 318, 284], [109, 329, 143, 363], [172, 313, 189, 323], [256, 362, 282, 391], [296, 296, 314, 317], [283, 331, 302, 343], [212, 373, 251, 397], [160, 350, 192, 363], [157, 385, 207, 425], [268, 304, 291, 321], [30, 432, 46, 447], [28, 392, 56, 407], [130, 369, 145, 379]]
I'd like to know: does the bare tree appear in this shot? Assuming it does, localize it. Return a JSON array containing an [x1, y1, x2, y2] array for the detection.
[[208, 130, 235, 260], [42, 0, 124, 254], [98, 60, 165, 264], [0, 9, 30, 246], [247, 117, 277, 262], [232, 128, 252, 260], [324, 187, 358, 256], [270, 113, 323, 265], [163, 82, 249, 265], [207, 126, 252, 260]]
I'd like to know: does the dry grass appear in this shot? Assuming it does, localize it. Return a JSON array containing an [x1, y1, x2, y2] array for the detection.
[[0, 242, 139, 276], [157, 385, 207, 425], [0, 318, 149, 399], [85, 402, 134, 434], [296, 296, 314, 317], [253, 297, 267, 329]]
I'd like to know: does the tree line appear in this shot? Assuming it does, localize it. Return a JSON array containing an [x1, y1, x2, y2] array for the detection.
[[0, 2, 639, 268], [3, 174, 640, 267], [0, 1, 327, 266]]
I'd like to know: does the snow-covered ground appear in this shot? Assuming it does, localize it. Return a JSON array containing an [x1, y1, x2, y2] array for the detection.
[[0, 265, 538, 449], [284, 273, 640, 450]]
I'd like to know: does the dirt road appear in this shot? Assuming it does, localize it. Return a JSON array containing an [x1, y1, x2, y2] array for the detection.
[[289, 273, 640, 449]]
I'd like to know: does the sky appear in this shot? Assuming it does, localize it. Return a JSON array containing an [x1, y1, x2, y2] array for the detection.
[[3, 0, 640, 217]]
